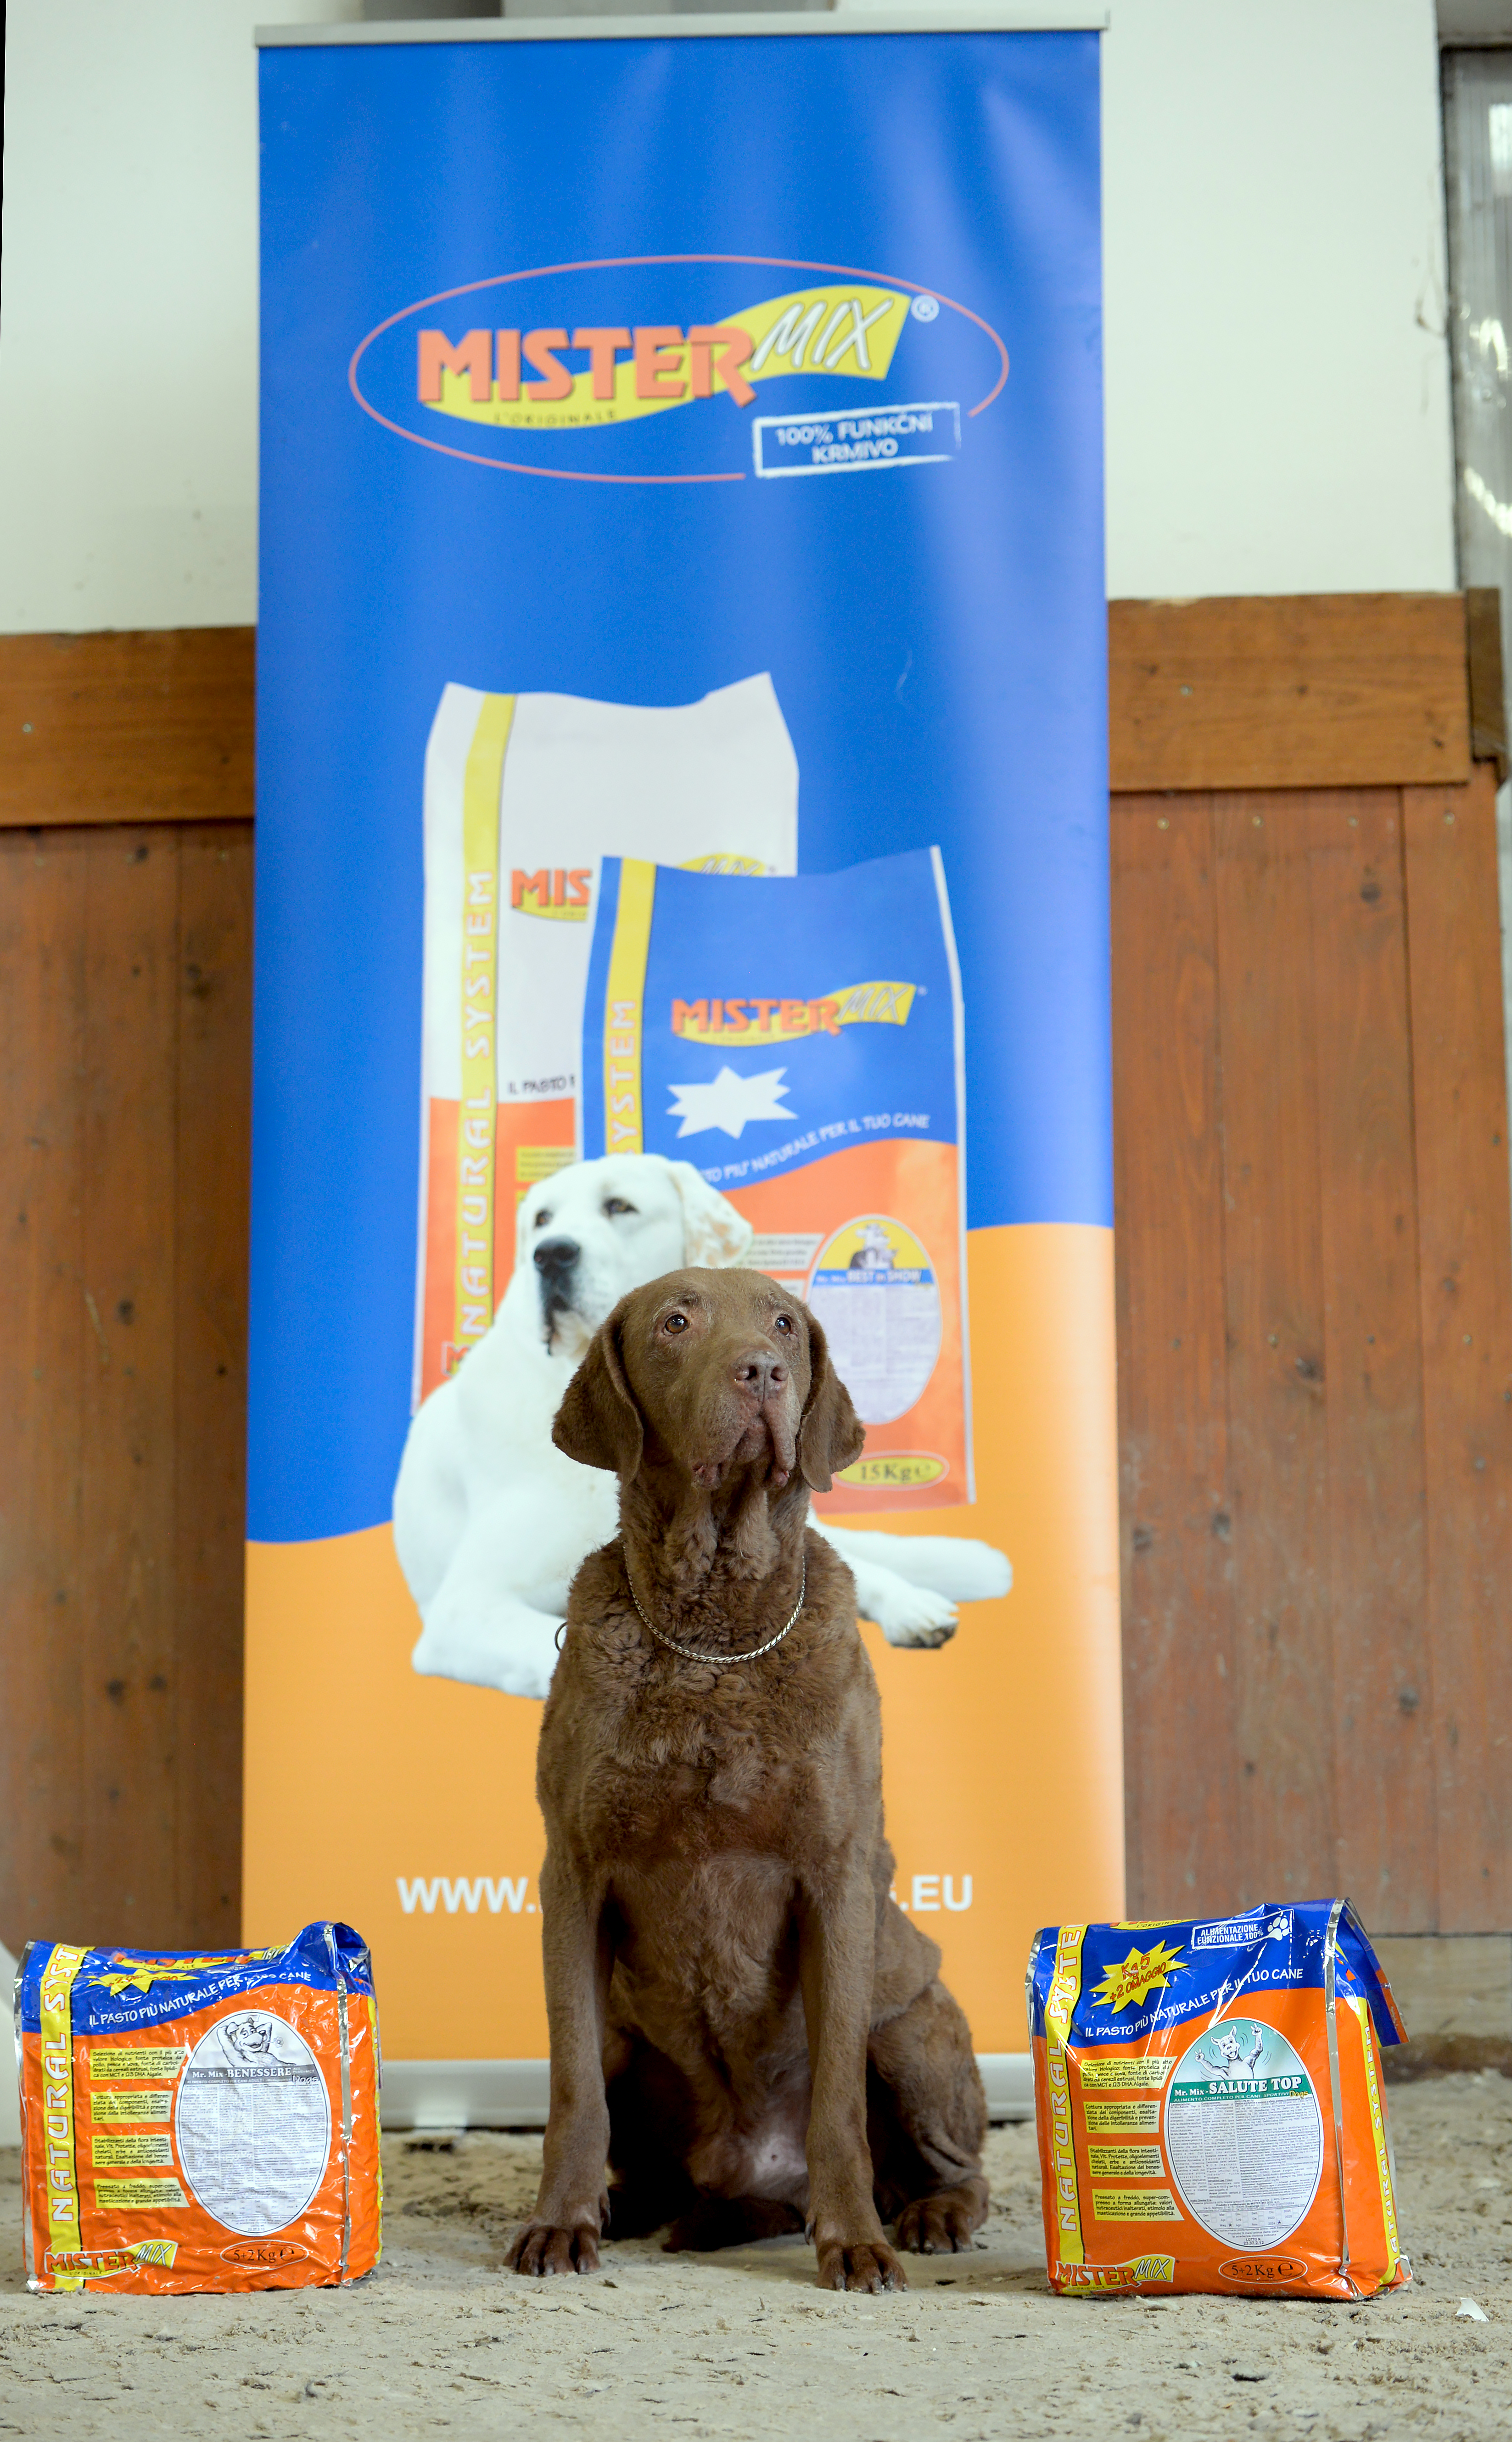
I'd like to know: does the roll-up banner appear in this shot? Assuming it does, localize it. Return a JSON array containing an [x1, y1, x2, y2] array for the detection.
[[248, 9, 1120, 2103]]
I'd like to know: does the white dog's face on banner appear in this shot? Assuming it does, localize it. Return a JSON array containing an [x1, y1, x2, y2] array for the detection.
[[510, 1154, 753, 1360]]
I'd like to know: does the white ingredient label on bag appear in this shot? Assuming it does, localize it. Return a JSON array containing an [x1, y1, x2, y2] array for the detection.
[[1163, 2022, 1324, 2249], [174, 2012, 332, 2239]]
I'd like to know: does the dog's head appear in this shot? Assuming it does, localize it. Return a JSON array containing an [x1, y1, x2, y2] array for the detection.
[[552, 1266, 865, 1499], [511, 1155, 753, 1358]]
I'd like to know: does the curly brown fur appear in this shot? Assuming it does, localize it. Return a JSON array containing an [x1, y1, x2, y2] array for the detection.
[[504, 1267, 988, 2294]]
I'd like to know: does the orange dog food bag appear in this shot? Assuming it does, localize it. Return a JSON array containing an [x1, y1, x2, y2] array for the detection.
[[1028, 1900, 1408, 2299], [17, 1921, 380, 2294]]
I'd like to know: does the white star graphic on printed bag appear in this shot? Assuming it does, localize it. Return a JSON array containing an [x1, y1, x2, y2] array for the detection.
[[666, 1066, 794, 1141]]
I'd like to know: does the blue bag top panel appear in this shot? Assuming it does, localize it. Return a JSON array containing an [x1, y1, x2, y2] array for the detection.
[[582, 847, 962, 1191], [1026, 1901, 1406, 2052], [18, 1922, 374, 2037]]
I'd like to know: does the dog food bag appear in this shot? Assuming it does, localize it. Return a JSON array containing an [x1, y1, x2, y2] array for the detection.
[[580, 846, 971, 1509], [414, 674, 798, 1403], [17, 1922, 380, 2294], [1027, 1901, 1409, 2299]]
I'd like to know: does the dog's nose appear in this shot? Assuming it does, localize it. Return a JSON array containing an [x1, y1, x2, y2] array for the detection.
[[533, 1235, 581, 1282], [734, 1349, 788, 1399]]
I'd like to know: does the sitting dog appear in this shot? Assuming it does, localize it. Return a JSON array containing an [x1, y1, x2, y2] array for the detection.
[[506, 1266, 989, 2291], [394, 1153, 1012, 1699]]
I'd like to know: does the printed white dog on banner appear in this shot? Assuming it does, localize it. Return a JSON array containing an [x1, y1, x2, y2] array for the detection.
[[392, 1154, 1012, 1699]]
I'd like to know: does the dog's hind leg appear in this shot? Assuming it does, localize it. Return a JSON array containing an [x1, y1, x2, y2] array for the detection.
[[603, 2039, 700, 2240], [867, 1980, 989, 2254], [663, 2196, 806, 2252]]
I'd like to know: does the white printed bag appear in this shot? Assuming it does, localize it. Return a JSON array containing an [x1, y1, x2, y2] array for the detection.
[[414, 674, 797, 1400]]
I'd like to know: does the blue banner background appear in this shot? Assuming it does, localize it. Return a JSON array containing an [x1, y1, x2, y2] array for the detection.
[[252, 28, 1105, 1540]]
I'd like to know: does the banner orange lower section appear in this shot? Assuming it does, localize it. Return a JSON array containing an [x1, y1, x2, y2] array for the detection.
[[244, 1221, 1123, 2062]]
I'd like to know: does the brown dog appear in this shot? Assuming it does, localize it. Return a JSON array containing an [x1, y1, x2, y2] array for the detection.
[[504, 1266, 988, 2293]]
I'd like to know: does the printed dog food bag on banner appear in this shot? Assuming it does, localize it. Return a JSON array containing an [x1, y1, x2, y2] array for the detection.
[[17, 1923, 380, 2294], [581, 847, 969, 1508], [415, 674, 797, 1403], [1027, 1902, 1409, 2299]]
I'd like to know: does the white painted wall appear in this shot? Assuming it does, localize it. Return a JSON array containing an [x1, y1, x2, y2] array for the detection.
[[0, 1947, 18, 2148], [0, 0, 1458, 629], [0, 0, 359, 633], [1100, 0, 1456, 596]]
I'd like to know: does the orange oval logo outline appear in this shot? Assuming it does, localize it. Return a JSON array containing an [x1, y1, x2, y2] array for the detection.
[[1218, 2254, 1309, 2285], [349, 253, 1009, 486], [220, 2239, 311, 2268], [834, 1450, 950, 1489]]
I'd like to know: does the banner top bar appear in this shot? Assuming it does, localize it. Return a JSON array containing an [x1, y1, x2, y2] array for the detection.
[[256, 10, 1106, 47]]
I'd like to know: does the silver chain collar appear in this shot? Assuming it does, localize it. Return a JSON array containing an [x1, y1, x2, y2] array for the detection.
[[623, 1558, 806, 1667]]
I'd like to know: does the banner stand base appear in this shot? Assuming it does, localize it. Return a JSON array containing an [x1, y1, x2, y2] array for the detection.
[[382, 2053, 1034, 2130]]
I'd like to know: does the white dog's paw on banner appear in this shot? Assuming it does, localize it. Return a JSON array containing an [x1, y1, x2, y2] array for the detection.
[[816, 1525, 1012, 1648], [411, 1586, 565, 1701]]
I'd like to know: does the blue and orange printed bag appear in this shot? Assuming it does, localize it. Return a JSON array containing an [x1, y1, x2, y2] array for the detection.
[[17, 1922, 380, 2293], [1028, 1901, 1409, 2299]]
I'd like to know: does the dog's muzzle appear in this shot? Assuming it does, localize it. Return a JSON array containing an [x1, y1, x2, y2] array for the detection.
[[533, 1235, 582, 1341]]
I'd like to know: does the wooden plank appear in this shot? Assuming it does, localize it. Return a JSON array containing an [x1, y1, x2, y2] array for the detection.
[[1110, 596, 1470, 794], [1306, 791, 1436, 1930], [0, 595, 1475, 831], [1466, 587, 1508, 784], [78, 829, 184, 1945], [0, 829, 90, 1949], [0, 629, 254, 829], [1212, 792, 1338, 1896], [1404, 768, 1512, 1931], [1111, 793, 1241, 1918], [172, 825, 252, 1946]]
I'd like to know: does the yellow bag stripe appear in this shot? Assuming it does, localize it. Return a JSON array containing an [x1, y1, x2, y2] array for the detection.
[[1351, 1996, 1403, 2285], [38, 1944, 88, 2289], [1045, 1922, 1087, 2268], [603, 859, 657, 1158], [455, 694, 514, 1359]]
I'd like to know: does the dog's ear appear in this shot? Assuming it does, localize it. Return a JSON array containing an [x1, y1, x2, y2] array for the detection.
[[552, 1307, 644, 1478], [661, 1158, 754, 1268], [796, 1306, 866, 1494]]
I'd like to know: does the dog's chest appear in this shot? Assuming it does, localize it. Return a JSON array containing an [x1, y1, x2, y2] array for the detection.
[[599, 1729, 808, 1853]]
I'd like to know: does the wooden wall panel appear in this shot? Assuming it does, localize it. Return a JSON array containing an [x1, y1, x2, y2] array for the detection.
[[0, 631, 254, 829], [79, 830, 183, 1938], [1, 835, 90, 1934], [4, 605, 1509, 1948], [1112, 795, 1239, 1916], [1212, 795, 1338, 1897], [173, 829, 253, 1941], [1307, 794, 1435, 1929], [1110, 595, 1471, 794], [0, 823, 250, 1952], [1404, 773, 1512, 1930], [1116, 766, 1512, 1931]]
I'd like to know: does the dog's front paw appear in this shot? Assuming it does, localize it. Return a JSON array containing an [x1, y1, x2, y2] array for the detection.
[[871, 1585, 959, 1649], [815, 2238, 907, 2293], [505, 2220, 602, 2277]]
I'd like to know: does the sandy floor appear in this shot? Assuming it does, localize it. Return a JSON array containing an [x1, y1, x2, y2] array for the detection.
[[1, 2072, 1508, 2440]]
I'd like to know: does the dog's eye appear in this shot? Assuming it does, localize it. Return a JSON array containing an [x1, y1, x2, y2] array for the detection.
[[534, 1210, 552, 1230], [662, 1312, 689, 1334], [604, 1198, 637, 1218], [773, 1313, 794, 1333]]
